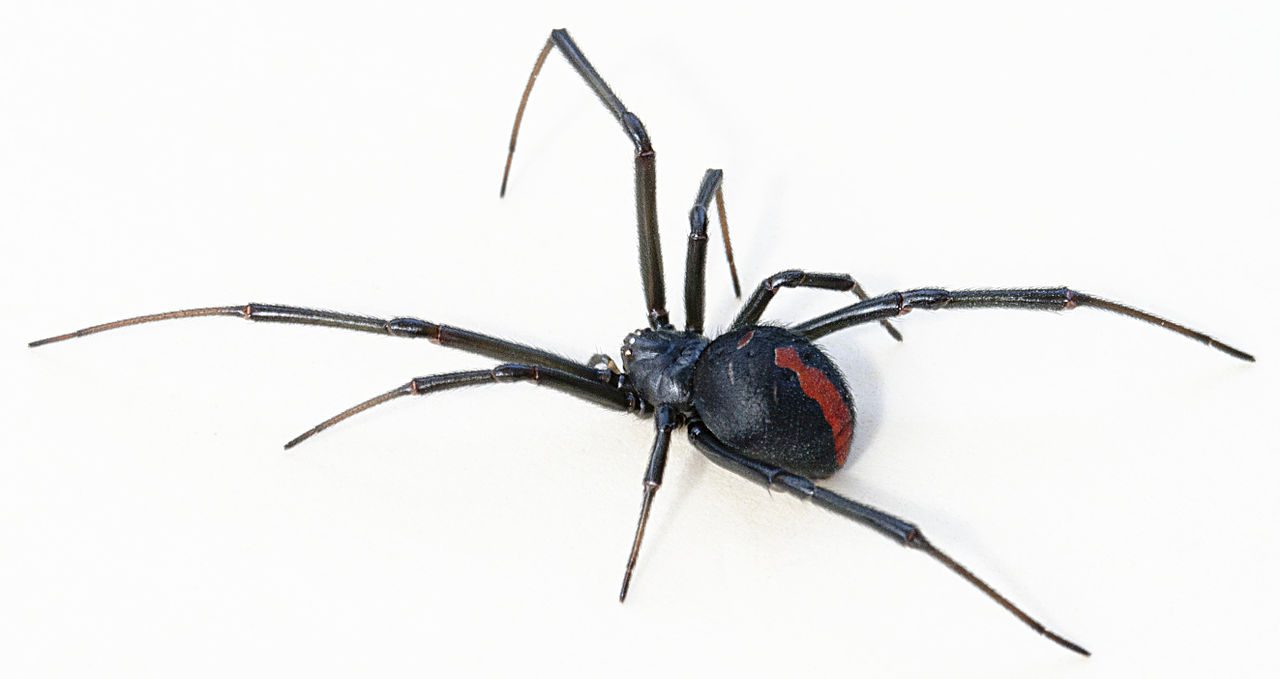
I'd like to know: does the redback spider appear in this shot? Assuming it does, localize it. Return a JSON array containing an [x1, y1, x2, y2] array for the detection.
[[29, 29, 1254, 657]]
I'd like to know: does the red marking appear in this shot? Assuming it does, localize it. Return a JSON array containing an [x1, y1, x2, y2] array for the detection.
[[736, 330, 755, 349], [774, 346, 853, 465]]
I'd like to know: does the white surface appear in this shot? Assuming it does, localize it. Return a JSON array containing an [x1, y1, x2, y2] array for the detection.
[[3, 2, 1277, 678]]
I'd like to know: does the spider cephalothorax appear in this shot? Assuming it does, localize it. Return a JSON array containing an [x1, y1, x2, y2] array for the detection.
[[620, 328, 708, 408], [30, 28, 1253, 657]]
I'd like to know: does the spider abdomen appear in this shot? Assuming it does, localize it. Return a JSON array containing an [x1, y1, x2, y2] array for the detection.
[[691, 326, 855, 478]]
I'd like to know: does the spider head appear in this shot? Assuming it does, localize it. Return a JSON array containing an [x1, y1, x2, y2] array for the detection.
[[621, 328, 710, 409]]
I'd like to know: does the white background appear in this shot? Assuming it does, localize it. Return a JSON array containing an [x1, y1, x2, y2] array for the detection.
[[3, 2, 1277, 677]]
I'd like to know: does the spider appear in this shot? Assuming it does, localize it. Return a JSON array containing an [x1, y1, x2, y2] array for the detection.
[[29, 29, 1253, 657]]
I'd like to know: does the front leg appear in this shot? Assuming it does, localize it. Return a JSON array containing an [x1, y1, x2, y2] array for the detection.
[[500, 29, 668, 328], [29, 303, 606, 382]]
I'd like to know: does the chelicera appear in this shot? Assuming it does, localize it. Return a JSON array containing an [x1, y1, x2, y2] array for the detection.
[[30, 29, 1253, 656]]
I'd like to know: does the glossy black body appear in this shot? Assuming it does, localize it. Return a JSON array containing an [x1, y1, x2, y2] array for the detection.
[[621, 324, 854, 479], [693, 326, 854, 478]]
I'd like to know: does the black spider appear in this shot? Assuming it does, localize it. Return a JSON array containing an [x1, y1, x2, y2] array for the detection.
[[30, 29, 1253, 656]]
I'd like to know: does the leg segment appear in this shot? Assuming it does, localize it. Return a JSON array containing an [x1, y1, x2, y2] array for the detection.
[[618, 405, 678, 601], [686, 420, 1089, 656], [731, 269, 902, 341], [683, 169, 742, 334], [286, 364, 649, 449], [501, 29, 668, 328], [29, 303, 607, 382], [790, 287, 1252, 361]]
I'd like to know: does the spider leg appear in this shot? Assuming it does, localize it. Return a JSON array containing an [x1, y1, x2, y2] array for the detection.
[[29, 303, 607, 382], [686, 420, 1089, 656], [731, 269, 902, 341], [501, 29, 668, 328], [790, 287, 1253, 361], [684, 169, 742, 334], [618, 405, 678, 601], [286, 364, 649, 449]]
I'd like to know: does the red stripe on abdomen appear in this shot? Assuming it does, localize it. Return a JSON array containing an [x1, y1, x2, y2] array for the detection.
[[774, 346, 853, 465]]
